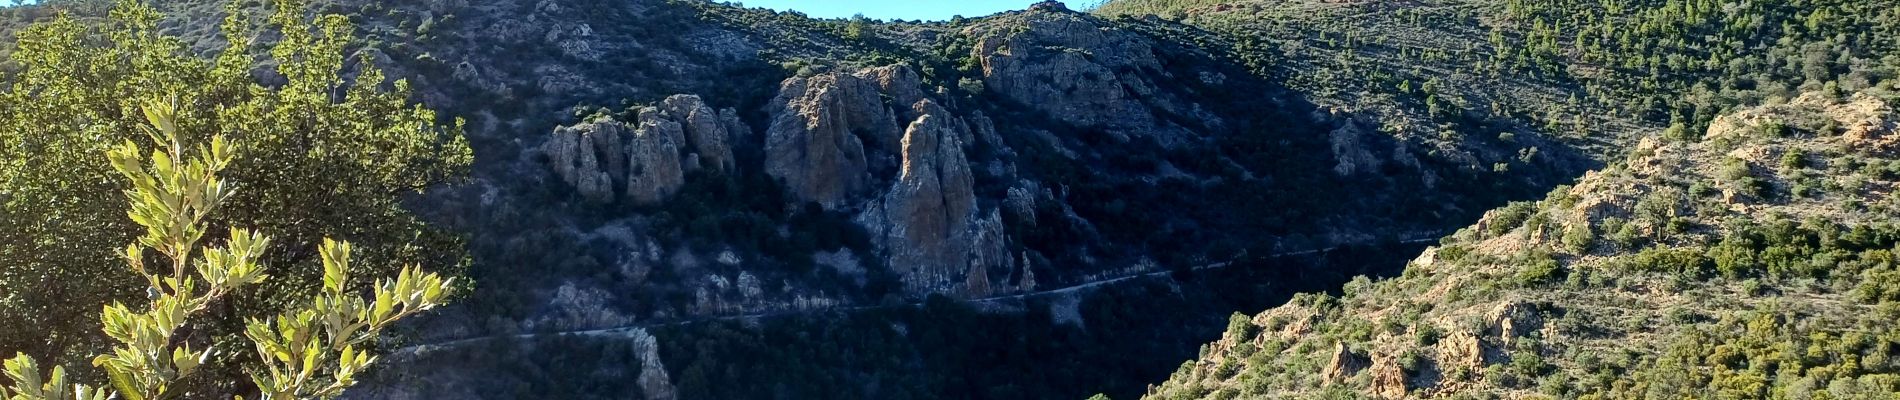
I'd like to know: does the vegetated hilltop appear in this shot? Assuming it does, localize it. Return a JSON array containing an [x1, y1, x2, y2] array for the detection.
[[1146, 88, 1900, 399], [1094, 0, 1900, 159]]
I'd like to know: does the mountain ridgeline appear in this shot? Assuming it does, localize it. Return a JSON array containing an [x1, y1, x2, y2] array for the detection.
[[1, 0, 1895, 398]]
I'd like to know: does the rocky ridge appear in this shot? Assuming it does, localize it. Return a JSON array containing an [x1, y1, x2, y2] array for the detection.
[[1146, 90, 1900, 399], [545, 63, 1028, 297]]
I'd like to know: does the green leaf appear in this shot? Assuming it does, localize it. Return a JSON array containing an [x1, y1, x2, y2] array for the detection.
[[44, 365, 69, 399], [102, 364, 145, 400], [370, 287, 395, 325], [321, 239, 350, 294], [4, 353, 44, 398], [172, 347, 200, 377]]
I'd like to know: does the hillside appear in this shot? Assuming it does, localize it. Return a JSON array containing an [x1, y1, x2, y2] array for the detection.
[[1145, 88, 1900, 399], [0, 0, 1592, 399], [5, 0, 1894, 399], [1095, 0, 1900, 159]]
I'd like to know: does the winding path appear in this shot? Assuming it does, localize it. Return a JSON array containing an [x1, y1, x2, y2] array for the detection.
[[390, 235, 1443, 355]]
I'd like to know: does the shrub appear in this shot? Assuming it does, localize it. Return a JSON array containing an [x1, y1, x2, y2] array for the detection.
[[1563, 222, 1596, 253], [1, 98, 452, 399], [1782, 149, 1809, 170], [1761, 121, 1792, 138], [1415, 325, 1442, 346], [1603, 217, 1646, 249], [1487, 202, 1538, 237], [1626, 247, 1713, 279], [1513, 249, 1567, 287], [0, 0, 471, 389], [1854, 267, 1900, 304], [1227, 312, 1260, 339], [1709, 236, 1762, 278], [1662, 122, 1696, 141]]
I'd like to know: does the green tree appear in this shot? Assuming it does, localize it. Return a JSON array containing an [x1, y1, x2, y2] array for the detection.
[[844, 13, 870, 41], [0, 0, 470, 385], [1, 96, 452, 400]]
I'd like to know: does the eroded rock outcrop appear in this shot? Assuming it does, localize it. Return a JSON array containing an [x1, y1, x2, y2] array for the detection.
[[858, 100, 1019, 296], [1327, 113, 1386, 176], [966, 9, 1215, 142], [1437, 329, 1486, 372], [880, 104, 978, 288], [543, 95, 745, 205], [861, 65, 929, 120], [627, 328, 677, 400], [1367, 354, 1409, 399], [1488, 301, 1543, 347], [1322, 343, 1368, 384], [545, 121, 631, 203], [764, 70, 903, 207], [625, 115, 686, 205], [761, 65, 1019, 296], [660, 95, 739, 172]]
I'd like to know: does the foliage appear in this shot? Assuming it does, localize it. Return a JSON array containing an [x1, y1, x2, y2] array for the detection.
[[0, 0, 471, 379], [0, 97, 452, 400]]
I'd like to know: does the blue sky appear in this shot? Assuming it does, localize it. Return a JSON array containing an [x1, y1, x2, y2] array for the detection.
[[733, 0, 1051, 21]]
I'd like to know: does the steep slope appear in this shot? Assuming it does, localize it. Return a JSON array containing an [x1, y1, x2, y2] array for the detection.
[[1146, 89, 1900, 399], [337, 3, 1570, 398], [1095, 0, 1900, 160], [224, 0, 1585, 344]]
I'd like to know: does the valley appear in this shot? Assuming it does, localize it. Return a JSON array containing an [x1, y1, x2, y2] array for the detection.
[[0, 0, 1894, 399]]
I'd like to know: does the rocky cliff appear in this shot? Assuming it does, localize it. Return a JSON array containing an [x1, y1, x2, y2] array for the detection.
[[763, 69, 900, 208], [349, 1, 1591, 397], [966, 7, 1217, 144], [541, 94, 743, 204]]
